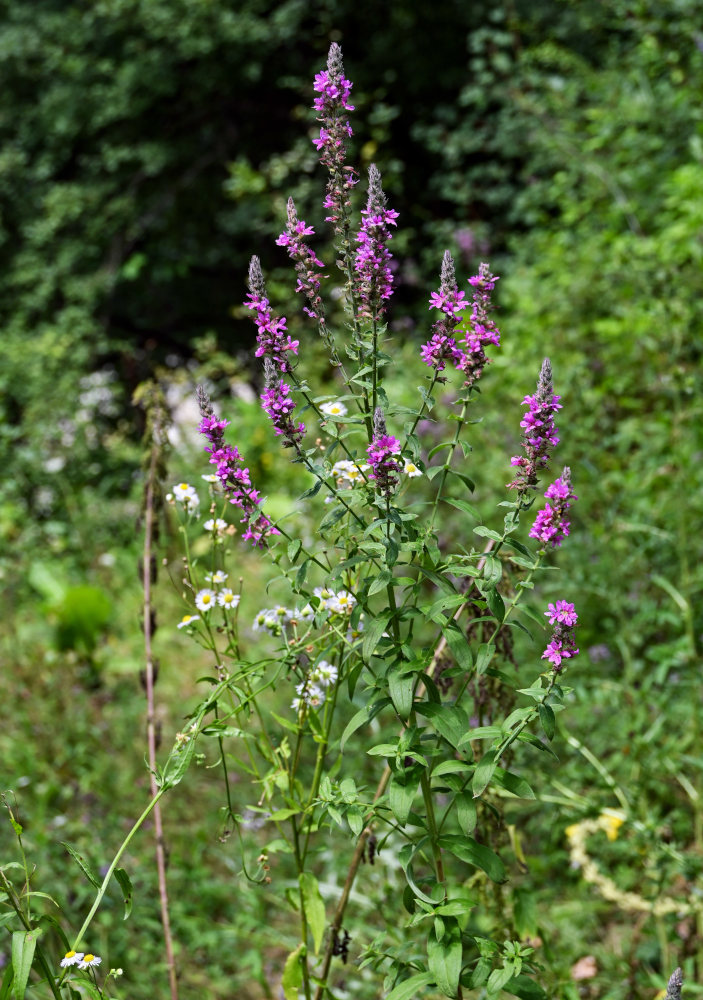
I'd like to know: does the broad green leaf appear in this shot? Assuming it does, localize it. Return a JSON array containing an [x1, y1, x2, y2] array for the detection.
[[442, 621, 473, 672], [438, 835, 506, 882], [487, 965, 515, 994], [388, 669, 415, 720], [472, 750, 497, 797], [513, 889, 538, 939], [389, 775, 419, 825], [432, 760, 473, 778], [456, 793, 477, 835], [538, 703, 556, 741], [368, 569, 392, 596], [11, 928, 39, 1000], [299, 873, 325, 955], [362, 612, 392, 661], [458, 725, 502, 746], [114, 867, 133, 920], [473, 525, 502, 541], [61, 843, 101, 889], [444, 497, 481, 520], [484, 587, 505, 623], [505, 974, 549, 1000], [385, 972, 434, 1000], [281, 943, 305, 1000], [475, 643, 495, 676], [427, 916, 462, 997], [419, 703, 469, 749], [494, 768, 535, 800], [340, 699, 390, 753]]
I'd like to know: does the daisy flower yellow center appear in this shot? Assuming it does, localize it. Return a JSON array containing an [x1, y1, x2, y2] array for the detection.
[[179, 483, 188, 490], [65, 951, 76, 959], [84, 955, 95, 963], [181, 615, 192, 623], [202, 595, 212, 605]]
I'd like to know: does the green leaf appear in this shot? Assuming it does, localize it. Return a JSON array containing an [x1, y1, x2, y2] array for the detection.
[[458, 725, 502, 746], [61, 843, 101, 889], [362, 612, 392, 661], [114, 867, 133, 920], [472, 750, 498, 797], [513, 889, 538, 939], [388, 669, 415, 720], [473, 525, 502, 541], [296, 559, 310, 588], [385, 972, 434, 1000], [432, 760, 473, 778], [281, 943, 305, 1000], [438, 835, 506, 882], [11, 929, 39, 1000], [444, 497, 481, 520], [484, 588, 505, 623], [475, 643, 495, 676], [538, 703, 556, 741], [442, 621, 473, 672], [299, 873, 325, 955], [487, 965, 515, 994], [419, 703, 469, 750], [340, 699, 390, 752], [368, 569, 392, 596], [505, 974, 549, 1000], [389, 774, 419, 825], [427, 916, 462, 997], [494, 768, 535, 800], [287, 539, 302, 563], [456, 793, 477, 835]]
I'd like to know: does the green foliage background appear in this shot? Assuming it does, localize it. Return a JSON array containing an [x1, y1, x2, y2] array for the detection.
[[1, 0, 702, 997]]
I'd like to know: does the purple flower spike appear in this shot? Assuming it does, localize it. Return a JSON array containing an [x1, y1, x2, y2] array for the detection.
[[366, 408, 402, 499], [276, 198, 327, 326], [508, 359, 562, 490], [457, 262, 501, 387], [245, 257, 299, 374], [313, 43, 358, 231], [530, 467, 577, 548], [542, 600, 579, 671], [354, 164, 399, 321], [197, 387, 279, 547], [261, 358, 305, 448], [421, 251, 466, 377]]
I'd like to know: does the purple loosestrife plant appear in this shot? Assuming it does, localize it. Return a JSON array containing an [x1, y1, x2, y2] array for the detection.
[[141, 43, 587, 1000]]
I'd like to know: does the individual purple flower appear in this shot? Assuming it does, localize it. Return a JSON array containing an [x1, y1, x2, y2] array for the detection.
[[544, 600, 578, 627], [276, 198, 327, 326], [530, 468, 577, 548], [245, 256, 299, 374], [197, 387, 279, 548], [354, 164, 399, 321], [457, 262, 501, 388], [366, 408, 402, 499], [260, 358, 305, 448], [312, 43, 358, 231], [508, 359, 562, 490], [542, 600, 579, 671]]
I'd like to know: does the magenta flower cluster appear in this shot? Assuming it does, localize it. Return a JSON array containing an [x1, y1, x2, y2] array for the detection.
[[312, 43, 358, 230], [421, 258, 500, 386], [509, 359, 562, 490], [542, 600, 579, 670], [354, 164, 399, 320], [366, 408, 402, 499], [276, 198, 326, 325], [245, 257, 305, 449], [197, 389, 278, 547], [530, 469, 577, 548]]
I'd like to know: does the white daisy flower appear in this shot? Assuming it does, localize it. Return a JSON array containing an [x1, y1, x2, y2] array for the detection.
[[218, 589, 240, 610], [205, 570, 228, 585], [195, 589, 217, 612], [201, 474, 219, 483], [310, 660, 338, 686], [294, 681, 326, 709], [173, 482, 197, 501], [204, 518, 227, 534], [313, 587, 336, 613], [331, 590, 356, 614], [77, 954, 102, 970], [299, 604, 315, 620], [273, 605, 293, 622], [177, 614, 200, 629], [252, 610, 269, 631], [321, 400, 348, 418], [60, 951, 84, 968], [347, 616, 365, 642], [403, 460, 423, 478]]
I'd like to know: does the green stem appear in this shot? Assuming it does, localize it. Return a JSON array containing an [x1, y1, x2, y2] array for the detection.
[[0, 871, 64, 1000]]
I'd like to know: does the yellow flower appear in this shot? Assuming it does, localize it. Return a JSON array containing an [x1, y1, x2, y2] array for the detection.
[[599, 810, 626, 842]]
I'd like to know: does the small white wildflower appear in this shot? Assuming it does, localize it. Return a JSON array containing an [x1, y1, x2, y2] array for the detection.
[[299, 604, 315, 620], [195, 589, 217, 612], [110, 969, 124, 978], [321, 400, 348, 418], [273, 605, 293, 622], [60, 951, 84, 968], [177, 614, 200, 629], [173, 482, 197, 501], [310, 660, 337, 686], [252, 609, 269, 631], [218, 589, 240, 610], [204, 518, 227, 534], [201, 474, 219, 483], [346, 616, 365, 642], [330, 590, 356, 614], [294, 681, 326, 709], [313, 587, 336, 613], [205, 570, 228, 585], [403, 460, 423, 478], [77, 954, 102, 970]]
